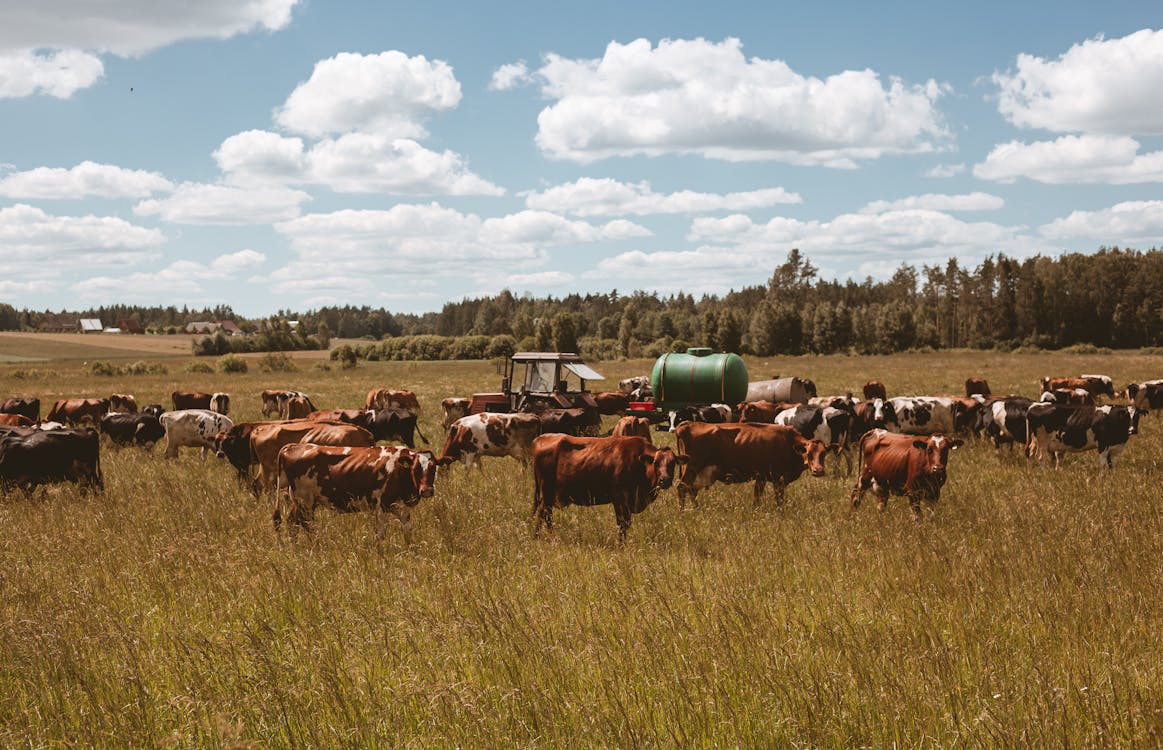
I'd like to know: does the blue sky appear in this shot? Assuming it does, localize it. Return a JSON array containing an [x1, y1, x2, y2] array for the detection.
[[1, 1, 1161, 315]]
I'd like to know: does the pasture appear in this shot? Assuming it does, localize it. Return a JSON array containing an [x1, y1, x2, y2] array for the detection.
[[1, 349, 1162, 747]]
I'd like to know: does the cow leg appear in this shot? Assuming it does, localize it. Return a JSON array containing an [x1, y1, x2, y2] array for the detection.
[[1053, 452, 1063, 470], [382, 503, 412, 543], [615, 503, 632, 544], [533, 503, 555, 538], [677, 483, 696, 510], [164, 437, 177, 459], [752, 478, 767, 508], [850, 470, 872, 508], [772, 480, 787, 507], [841, 446, 853, 477], [200, 445, 208, 461]]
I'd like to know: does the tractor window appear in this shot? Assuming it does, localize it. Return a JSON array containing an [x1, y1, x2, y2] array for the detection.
[[525, 362, 556, 392]]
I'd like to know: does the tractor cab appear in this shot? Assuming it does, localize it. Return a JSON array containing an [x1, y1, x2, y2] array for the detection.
[[470, 352, 605, 414]]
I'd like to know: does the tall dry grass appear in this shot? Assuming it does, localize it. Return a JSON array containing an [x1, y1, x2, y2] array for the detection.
[[0, 351, 1161, 747]]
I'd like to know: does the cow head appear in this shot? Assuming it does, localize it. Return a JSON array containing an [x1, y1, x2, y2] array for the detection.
[[866, 398, 896, 428], [793, 437, 835, 477], [1128, 406, 1141, 436], [911, 435, 964, 480], [642, 447, 687, 492]]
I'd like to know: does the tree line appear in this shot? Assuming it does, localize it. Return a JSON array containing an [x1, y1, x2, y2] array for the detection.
[[4, 246, 1162, 357]]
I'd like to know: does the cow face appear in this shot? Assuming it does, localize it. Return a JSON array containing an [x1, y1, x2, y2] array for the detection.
[[794, 437, 833, 477], [1128, 406, 1141, 436], [911, 435, 963, 479], [642, 448, 687, 491], [865, 398, 895, 428], [412, 451, 439, 498]]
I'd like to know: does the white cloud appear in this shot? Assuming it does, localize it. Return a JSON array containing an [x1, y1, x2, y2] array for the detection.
[[0, 0, 299, 57], [275, 51, 461, 138], [859, 192, 1004, 214], [522, 177, 801, 216], [71, 250, 267, 300], [505, 271, 574, 287], [0, 203, 163, 274], [1039, 200, 1163, 244], [974, 134, 1163, 184], [213, 130, 307, 185], [210, 248, 266, 274], [0, 160, 173, 199], [134, 183, 310, 224], [0, 49, 104, 98], [480, 210, 650, 244], [529, 37, 948, 165], [994, 28, 1163, 135], [489, 61, 530, 91], [926, 163, 964, 178], [303, 134, 502, 195]]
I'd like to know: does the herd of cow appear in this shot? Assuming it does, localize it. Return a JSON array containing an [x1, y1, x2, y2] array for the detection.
[[0, 372, 1160, 543]]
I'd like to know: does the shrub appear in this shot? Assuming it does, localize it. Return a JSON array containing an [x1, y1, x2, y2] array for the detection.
[[257, 352, 298, 373], [89, 361, 118, 377], [219, 354, 248, 373], [123, 360, 168, 375], [185, 361, 214, 374]]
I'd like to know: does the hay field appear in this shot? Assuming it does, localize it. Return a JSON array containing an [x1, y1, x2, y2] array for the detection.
[[1, 351, 1161, 747], [0, 333, 361, 363]]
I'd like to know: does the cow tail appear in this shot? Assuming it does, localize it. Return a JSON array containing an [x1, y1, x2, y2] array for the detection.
[[1024, 412, 1035, 461], [414, 420, 430, 446], [95, 444, 105, 491]]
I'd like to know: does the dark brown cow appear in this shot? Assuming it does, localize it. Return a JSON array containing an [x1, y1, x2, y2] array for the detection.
[[964, 378, 991, 398], [862, 381, 888, 401], [538, 407, 601, 437], [366, 388, 421, 416], [1040, 375, 1115, 399], [0, 427, 103, 492], [172, 390, 230, 413], [850, 429, 963, 514], [611, 415, 652, 442], [440, 397, 470, 431], [591, 391, 630, 415], [532, 435, 685, 542], [937, 395, 985, 434], [439, 412, 542, 471], [1, 397, 39, 421], [736, 400, 801, 423], [109, 393, 138, 414], [47, 398, 110, 426], [283, 395, 314, 420], [214, 420, 284, 480], [250, 421, 376, 497], [674, 422, 833, 508], [275, 445, 448, 541], [0, 414, 34, 427]]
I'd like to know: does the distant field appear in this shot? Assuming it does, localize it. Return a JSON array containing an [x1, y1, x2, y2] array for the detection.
[[0, 351, 1161, 747], [0, 332, 361, 363]]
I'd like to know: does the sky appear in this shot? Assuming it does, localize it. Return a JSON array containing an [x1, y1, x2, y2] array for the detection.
[[1, 1, 1162, 316]]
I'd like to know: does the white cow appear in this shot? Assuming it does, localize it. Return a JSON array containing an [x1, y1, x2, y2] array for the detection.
[[887, 397, 958, 436], [437, 412, 542, 471], [159, 409, 234, 459]]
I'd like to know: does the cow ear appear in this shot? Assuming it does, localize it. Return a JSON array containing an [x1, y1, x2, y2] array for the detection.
[[793, 441, 808, 455], [674, 453, 690, 465], [639, 454, 656, 465], [912, 440, 928, 450], [950, 438, 965, 449]]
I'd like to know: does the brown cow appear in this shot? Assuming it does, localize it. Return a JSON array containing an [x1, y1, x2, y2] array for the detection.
[[532, 434, 686, 542], [537, 407, 601, 436], [0, 414, 34, 427], [1040, 388, 1095, 406], [440, 397, 470, 431], [591, 391, 630, 416], [250, 421, 375, 497], [261, 389, 307, 417], [366, 388, 421, 416], [862, 381, 888, 401], [172, 391, 230, 414], [674, 422, 833, 508], [439, 412, 542, 471], [964, 378, 991, 398], [214, 420, 285, 480], [109, 393, 138, 414], [283, 395, 314, 420], [611, 415, 652, 442], [275, 444, 448, 541], [1, 397, 39, 421], [47, 398, 110, 426], [850, 429, 964, 514], [305, 409, 374, 430], [736, 400, 801, 423], [1040, 375, 1115, 399]]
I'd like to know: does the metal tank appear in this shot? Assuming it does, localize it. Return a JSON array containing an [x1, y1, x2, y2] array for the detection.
[[650, 348, 749, 409]]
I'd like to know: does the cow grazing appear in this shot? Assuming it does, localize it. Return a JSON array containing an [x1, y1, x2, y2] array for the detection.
[[0, 427, 103, 492], [250, 421, 376, 497], [0, 414, 34, 427], [109, 393, 138, 414], [214, 420, 282, 480], [538, 407, 602, 437], [1040, 388, 1095, 406], [440, 398, 470, 431], [1025, 403, 1139, 470], [47, 398, 110, 426], [618, 376, 651, 394], [592, 391, 631, 415], [282, 395, 315, 420], [275, 445, 447, 541], [611, 415, 653, 442], [666, 404, 731, 432], [774, 405, 851, 475], [1040, 375, 1115, 400], [887, 397, 959, 436], [1, 397, 40, 422], [159, 409, 234, 459], [366, 388, 421, 416], [366, 409, 428, 447], [964, 378, 991, 398], [674, 422, 833, 508], [980, 397, 1034, 452], [862, 381, 888, 401], [1125, 380, 1163, 413], [937, 396, 985, 435], [439, 412, 542, 471], [99, 413, 165, 448], [532, 435, 685, 542], [850, 430, 963, 514]]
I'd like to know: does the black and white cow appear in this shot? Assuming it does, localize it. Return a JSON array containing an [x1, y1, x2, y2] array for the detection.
[[1025, 402, 1140, 469], [367, 409, 429, 447], [618, 376, 651, 394], [1125, 380, 1163, 413], [774, 404, 852, 475], [978, 396, 1034, 452], [853, 398, 897, 434], [99, 413, 166, 448], [887, 397, 959, 436], [159, 409, 235, 459], [665, 404, 731, 432]]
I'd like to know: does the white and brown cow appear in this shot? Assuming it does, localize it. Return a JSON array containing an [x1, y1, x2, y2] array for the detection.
[[1040, 375, 1115, 400], [850, 430, 964, 515], [1125, 380, 1163, 413], [774, 404, 852, 475], [887, 397, 959, 436], [159, 409, 234, 459], [440, 397, 471, 431], [438, 412, 542, 471], [1025, 402, 1140, 470]]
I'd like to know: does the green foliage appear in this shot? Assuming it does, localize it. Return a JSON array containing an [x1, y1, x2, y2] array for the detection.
[[89, 361, 118, 376], [90, 360, 168, 376], [219, 354, 248, 373], [257, 352, 298, 373], [185, 361, 214, 374]]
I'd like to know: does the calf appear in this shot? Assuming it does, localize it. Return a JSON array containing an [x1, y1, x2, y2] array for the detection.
[[159, 409, 235, 459], [1025, 403, 1139, 470], [674, 422, 833, 508], [774, 404, 851, 475], [0, 427, 103, 492], [99, 413, 165, 448], [532, 435, 685, 542], [850, 430, 963, 514], [439, 412, 542, 471]]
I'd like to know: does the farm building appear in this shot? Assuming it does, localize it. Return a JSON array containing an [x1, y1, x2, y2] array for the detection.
[[116, 318, 145, 334], [78, 319, 103, 334]]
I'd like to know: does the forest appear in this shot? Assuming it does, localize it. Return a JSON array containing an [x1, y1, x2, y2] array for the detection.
[[4, 247, 1162, 358]]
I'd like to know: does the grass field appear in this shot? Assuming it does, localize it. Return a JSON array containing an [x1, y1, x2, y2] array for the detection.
[[1, 349, 1161, 747], [0, 332, 357, 363]]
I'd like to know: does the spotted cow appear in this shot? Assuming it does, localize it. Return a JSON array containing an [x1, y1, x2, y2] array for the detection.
[[1025, 403, 1140, 470], [774, 404, 851, 475], [159, 409, 234, 459], [439, 412, 542, 471]]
